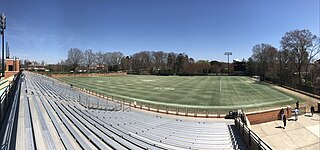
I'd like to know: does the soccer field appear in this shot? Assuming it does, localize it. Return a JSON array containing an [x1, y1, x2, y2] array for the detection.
[[58, 75, 295, 109]]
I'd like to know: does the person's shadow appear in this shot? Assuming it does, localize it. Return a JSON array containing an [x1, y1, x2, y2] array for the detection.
[[275, 126, 283, 129]]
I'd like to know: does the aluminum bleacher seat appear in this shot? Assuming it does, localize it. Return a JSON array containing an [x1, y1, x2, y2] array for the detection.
[[11, 72, 248, 150]]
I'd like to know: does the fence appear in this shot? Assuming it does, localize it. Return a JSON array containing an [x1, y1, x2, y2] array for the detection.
[[46, 72, 127, 78], [72, 86, 229, 118], [235, 117, 273, 150], [72, 86, 310, 119], [57, 80, 311, 120], [0, 71, 22, 128], [265, 77, 320, 97]]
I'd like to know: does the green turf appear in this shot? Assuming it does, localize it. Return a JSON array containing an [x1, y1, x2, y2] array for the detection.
[[58, 75, 298, 110]]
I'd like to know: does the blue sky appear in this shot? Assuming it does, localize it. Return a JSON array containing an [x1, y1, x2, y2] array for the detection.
[[0, 0, 319, 63]]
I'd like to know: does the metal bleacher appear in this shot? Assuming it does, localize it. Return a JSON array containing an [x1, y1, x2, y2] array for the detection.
[[1, 71, 247, 150]]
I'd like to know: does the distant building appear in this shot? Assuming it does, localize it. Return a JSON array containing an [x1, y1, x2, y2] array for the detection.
[[89, 64, 107, 71], [26, 64, 46, 71], [233, 59, 246, 75]]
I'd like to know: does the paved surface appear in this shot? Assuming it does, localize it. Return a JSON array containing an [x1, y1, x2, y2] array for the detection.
[[251, 113, 320, 150]]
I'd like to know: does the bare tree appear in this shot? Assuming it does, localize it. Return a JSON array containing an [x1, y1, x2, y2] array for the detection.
[[95, 51, 105, 72], [105, 52, 111, 64], [305, 38, 320, 76], [246, 57, 255, 76], [83, 49, 95, 72], [152, 51, 167, 70], [210, 60, 222, 75], [265, 46, 278, 78], [109, 52, 124, 71], [309, 61, 320, 87], [110, 52, 124, 66], [251, 43, 277, 78], [175, 53, 184, 73], [167, 52, 176, 71], [67, 48, 83, 72], [185, 58, 196, 73], [103, 52, 124, 72], [103, 52, 111, 72], [280, 29, 317, 84], [196, 60, 210, 74], [120, 56, 132, 71]]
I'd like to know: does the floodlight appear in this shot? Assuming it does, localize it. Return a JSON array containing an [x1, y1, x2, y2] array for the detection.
[[224, 51, 232, 75]]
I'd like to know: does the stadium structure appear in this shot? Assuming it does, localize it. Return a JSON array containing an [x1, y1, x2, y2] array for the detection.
[[0, 11, 319, 150], [0, 51, 319, 150], [2, 70, 296, 150], [0, 71, 250, 150]]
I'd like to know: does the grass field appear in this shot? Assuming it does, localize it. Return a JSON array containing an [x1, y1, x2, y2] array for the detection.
[[58, 75, 297, 110]]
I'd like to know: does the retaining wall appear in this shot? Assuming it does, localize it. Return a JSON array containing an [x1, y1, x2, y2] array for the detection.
[[49, 72, 127, 78], [246, 106, 293, 125]]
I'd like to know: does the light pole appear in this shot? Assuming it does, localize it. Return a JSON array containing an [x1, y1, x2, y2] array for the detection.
[[224, 52, 232, 75], [1, 13, 6, 77]]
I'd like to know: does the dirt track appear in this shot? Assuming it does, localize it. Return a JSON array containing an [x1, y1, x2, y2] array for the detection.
[[270, 83, 319, 111]]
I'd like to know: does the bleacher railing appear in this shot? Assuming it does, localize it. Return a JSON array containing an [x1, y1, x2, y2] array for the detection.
[[0, 71, 22, 129], [73, 86, 230, 117], [235, 117, 273, 150]]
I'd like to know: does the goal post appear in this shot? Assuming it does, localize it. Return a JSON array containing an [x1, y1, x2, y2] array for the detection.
[[252, 75, 260, 81]]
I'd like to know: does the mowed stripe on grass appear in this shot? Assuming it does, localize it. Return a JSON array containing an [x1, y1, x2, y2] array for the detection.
[[58, 75, 293, 109]]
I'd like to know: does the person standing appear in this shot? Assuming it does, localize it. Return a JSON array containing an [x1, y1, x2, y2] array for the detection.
[[311, 105, 315, 117], [296, 100, 299, 109], [280, 108, 284, 121], [283, 115, 287, 129], [294, 108, 299, 121]]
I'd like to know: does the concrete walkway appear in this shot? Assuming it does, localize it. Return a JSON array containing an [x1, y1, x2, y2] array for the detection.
[[251, 113, 320, 150]]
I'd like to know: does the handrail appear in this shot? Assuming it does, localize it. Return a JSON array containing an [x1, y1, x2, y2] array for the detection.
[[235, 117, 273, 150], [0, 71, 22, 129], [0, 71, 22, 150], [0, 84, 9, 103]]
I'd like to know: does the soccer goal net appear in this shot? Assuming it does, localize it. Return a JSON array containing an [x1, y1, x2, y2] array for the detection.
[[252, 75, 260, 81]]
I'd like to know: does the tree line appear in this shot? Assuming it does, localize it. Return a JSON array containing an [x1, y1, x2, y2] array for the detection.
[[43, 29, 319, 86], [47, 49, 230, 75], [247, 29, 320, 87]]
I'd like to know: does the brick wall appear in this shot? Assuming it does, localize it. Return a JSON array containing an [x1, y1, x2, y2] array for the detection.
[[4, 71, 19, 79], [246, 106, 292, 125]]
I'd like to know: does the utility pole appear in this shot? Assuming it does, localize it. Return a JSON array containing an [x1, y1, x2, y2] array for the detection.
[[1, 13, 6, 77], [224, 52, 232, 75], [6, 41, 9, 59]]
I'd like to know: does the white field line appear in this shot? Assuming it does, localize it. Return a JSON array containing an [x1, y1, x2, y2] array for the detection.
[[219, 78, 222, 92], [239, 77, 263, 95], [240, 77, 249, 86], [239, 77, 291, 100], [212, 80, 221, 91], [66, 76, 293, 109]]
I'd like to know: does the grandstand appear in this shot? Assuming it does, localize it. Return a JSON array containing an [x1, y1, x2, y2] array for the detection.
[[0, 72, 248, 149]]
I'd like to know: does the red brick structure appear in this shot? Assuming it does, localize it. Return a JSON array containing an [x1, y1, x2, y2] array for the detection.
[[246, 106, 292, 125], [4, 58, 20, 79]]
